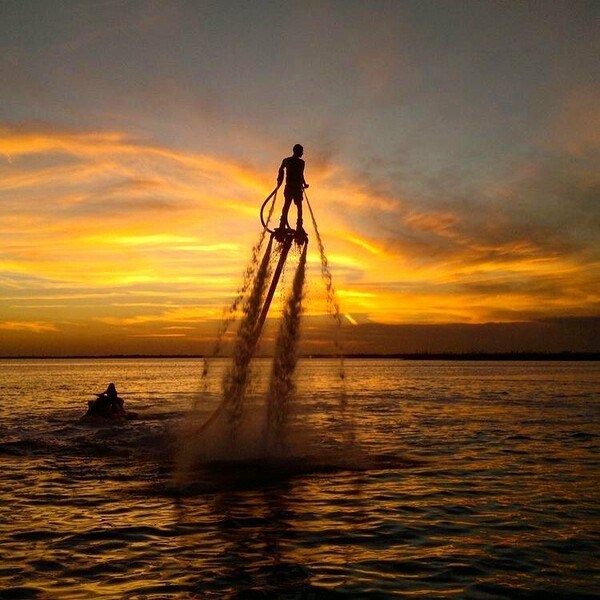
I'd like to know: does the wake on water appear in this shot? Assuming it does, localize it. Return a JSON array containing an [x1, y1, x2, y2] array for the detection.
[[175, 192, 361, 487]]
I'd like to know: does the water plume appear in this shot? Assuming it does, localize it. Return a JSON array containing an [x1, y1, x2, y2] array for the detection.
[[201, 190, 278, 383], [221, 236, 274, 443], [174, 236, 275, 485], [265, 242, 308, 451], [304, 193, 351, 441], [175, 189, 358, 486]]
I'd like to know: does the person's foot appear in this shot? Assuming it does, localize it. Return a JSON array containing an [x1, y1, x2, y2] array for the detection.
[[274, 226, 290, 243], [294, 225, 308, 245]]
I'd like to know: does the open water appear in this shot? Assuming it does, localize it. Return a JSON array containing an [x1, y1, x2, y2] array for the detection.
[[0, 358, 598, 599]]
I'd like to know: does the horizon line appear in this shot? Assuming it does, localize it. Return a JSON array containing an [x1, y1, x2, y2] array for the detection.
[[1, 351, 598, 361]]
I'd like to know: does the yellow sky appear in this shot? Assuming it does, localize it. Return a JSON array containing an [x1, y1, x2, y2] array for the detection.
[[1, 122, 598, 355], [1, 2, 599, 355]]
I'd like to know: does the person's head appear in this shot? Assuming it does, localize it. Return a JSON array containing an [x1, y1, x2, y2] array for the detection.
[[106, 383, 117, 396], [292, 144, 304, 157]]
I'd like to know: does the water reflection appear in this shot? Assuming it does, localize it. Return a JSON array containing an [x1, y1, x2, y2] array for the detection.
[[0, 359, 598, 598], [173, 483, 312, 597]]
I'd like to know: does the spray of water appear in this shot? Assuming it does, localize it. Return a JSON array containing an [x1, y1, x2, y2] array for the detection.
[[201, 190, 278, 383], [265, 242, 308, 451], [304, 192, 354, 442], [184, 237, 275, 443], [175, 189, 359, 487], [304, 197, 345, 365], [221, 236, 274, 443]]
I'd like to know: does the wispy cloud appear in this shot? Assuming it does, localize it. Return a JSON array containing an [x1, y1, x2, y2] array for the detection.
[[0, 320, 58, 333], [1, 116, 599, 356]]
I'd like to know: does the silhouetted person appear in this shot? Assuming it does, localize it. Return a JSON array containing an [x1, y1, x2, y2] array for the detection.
[[277, 144, 309, 231], [86, 382, 125, 418]]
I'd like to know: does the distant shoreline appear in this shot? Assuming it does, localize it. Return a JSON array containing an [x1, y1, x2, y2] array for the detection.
[[1, 352, 598, 361]]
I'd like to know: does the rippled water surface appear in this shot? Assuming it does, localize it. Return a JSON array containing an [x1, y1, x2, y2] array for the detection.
[[1, 359, 598, 599]]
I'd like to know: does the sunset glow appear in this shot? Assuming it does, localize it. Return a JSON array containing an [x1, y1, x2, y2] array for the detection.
[[1, 2, 598, 355]]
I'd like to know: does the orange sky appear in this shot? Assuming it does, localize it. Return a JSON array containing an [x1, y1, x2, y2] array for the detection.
[[1, 2, 599, 355]]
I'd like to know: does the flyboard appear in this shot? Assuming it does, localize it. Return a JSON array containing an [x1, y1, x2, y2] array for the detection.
[[194, 186, 309, 434]]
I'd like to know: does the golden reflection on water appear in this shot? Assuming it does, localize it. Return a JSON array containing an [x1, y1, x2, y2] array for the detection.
[[0, 359, 598, 597]]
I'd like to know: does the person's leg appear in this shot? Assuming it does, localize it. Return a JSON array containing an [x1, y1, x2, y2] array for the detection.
[[279, 188, 293, 228], [295, 197, 303, 228], [293, 189, 303, 229]]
